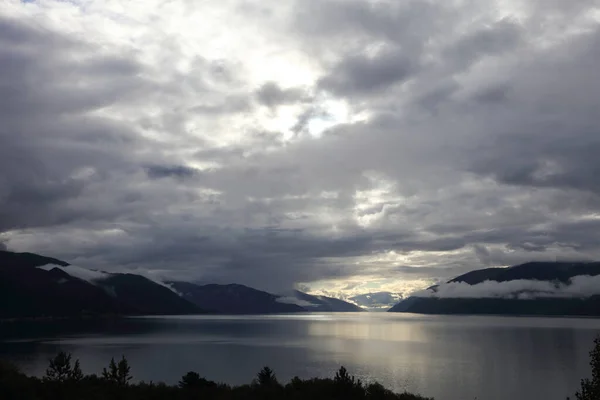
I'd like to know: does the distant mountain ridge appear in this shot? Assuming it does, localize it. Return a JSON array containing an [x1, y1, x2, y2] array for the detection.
[[389, 261, 600, 316], [98, 273, 199, 315], [168, 282, 363, 313], [350, 292, 401, 309], [291, 290, 364, 312], [168, 282, 306, 314], [1, 250, 363, 319], [0, 250, 202, 319], [449, 262, 600, 284]]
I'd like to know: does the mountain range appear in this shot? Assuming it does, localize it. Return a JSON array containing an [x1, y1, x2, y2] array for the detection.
[[0, 250, 362, 319], [349, 292, 402, 310], [290, 290, 363, 312], [389, 261, 600, 316], [0, 251, 201, 318], [168, 282, 305, 314]]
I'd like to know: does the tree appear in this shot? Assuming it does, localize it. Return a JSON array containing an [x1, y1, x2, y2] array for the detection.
[[0, 360, 21, 379], [179, 371, 202, 389], [44, 351, 83, 382], [334, 366, 357, 387], [334, 366, 364, 399], [102, 356, 132, 386], [255, 366, 279, 387], [178, 371, 214, 389], [574, 335, 600, 400]]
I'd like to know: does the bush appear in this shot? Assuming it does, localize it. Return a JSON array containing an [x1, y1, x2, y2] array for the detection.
[[0, 352, 433, 400], [102, 356, 132, 386], [572, 335, 600, 400], [45, 351, 83, 382]]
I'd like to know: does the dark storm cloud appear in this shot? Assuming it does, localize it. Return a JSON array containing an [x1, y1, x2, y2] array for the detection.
[[464, 30, 600, 195], [146, 165, 199, 180], [443, 19, 523, 69], [318, 48, 413, 96], [0, 15, 150, 232], [46, 225, 396, 290], [255, 82, 309, 108], [294, 0, 443, 47]]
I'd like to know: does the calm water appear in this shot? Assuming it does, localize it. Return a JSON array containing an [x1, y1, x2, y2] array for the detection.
[[1, 313, 599, 400]]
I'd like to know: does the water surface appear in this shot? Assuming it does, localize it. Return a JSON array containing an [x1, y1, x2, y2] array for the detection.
[[1, 313, 599, 400]]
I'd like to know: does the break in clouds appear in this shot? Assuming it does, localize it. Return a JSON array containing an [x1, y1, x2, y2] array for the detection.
[[1, 0, 600, 297]]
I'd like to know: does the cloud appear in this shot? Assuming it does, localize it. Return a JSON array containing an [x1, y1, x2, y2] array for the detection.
[[350, 292, 402, 309], [2, 0, 600, 298], [317, 47, 413, 97], [37, 264, 109, 283], [276, 296, 317, 308], [145, 165, 198, 180], [255, 82, 310, 108], [413, 275, 600, 299]]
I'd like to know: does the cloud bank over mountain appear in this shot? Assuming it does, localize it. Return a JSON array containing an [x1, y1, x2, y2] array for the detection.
[[2, 0, 600, 296], [413, 275, 600, 300]]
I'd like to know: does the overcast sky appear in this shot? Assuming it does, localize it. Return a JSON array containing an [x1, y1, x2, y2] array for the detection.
[[1, 0, 600, 298]]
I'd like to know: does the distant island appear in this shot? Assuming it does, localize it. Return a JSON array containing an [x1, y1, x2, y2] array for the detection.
[[0, 250, 361, 320], [389, 261, 600, 316]]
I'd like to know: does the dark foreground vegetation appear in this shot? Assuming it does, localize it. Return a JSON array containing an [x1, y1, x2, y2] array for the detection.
[[3, 335, 600, 400], [0, 352, 430, 400]]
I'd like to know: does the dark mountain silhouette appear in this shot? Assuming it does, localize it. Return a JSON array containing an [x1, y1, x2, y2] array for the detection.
[[292, 291, 363, 312], [0, 250, 69, 268], [166, 282, 305, 314], [389, 296, 600, 316], [1, 250, 362, 318], [449, 261, 600, 284], [0, 251, 128, 318], [96, 274, 201, 315], [389, 261, 600, 316], [169, 283, 364, 313], [0, 251, 201, 319]]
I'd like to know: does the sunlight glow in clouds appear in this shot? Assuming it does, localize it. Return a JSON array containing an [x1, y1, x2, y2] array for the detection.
[[2, 0, 600, 299]]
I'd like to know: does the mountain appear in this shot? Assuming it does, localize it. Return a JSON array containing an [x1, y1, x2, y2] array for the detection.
[[96, 274, 200, 315], [349, 292, 402, 309], [0, 251, 128, 318], [1, 250, 362, 318], [0, 250, 202, 319], [0, 250, 69, 268], [449, 262, 600, 284], [389, 296, 600, 316], [168, 282, 305, 314], [168, 282, 364, 313], [389, 261, 600, 316], [291, 291, 364, 312]]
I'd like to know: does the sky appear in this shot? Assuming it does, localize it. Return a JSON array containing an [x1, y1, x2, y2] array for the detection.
[[1, 0, 600, 300]]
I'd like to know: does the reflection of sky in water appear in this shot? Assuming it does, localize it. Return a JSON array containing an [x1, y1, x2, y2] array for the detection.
[[1, 313, 599, 400]]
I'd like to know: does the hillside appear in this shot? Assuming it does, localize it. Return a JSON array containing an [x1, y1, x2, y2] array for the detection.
[[292, 291, 364, 312], [0, 251, 202, 319], [449, 262, 600, 284], [168, 282, 305, 314], [169, 282, 364, 313], [1, 250, 366, 318], [389, 261, 600, 316], [97, 274, 200, 315]]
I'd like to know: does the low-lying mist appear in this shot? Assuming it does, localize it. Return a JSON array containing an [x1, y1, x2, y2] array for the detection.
[[412, 274, 600, 299]]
